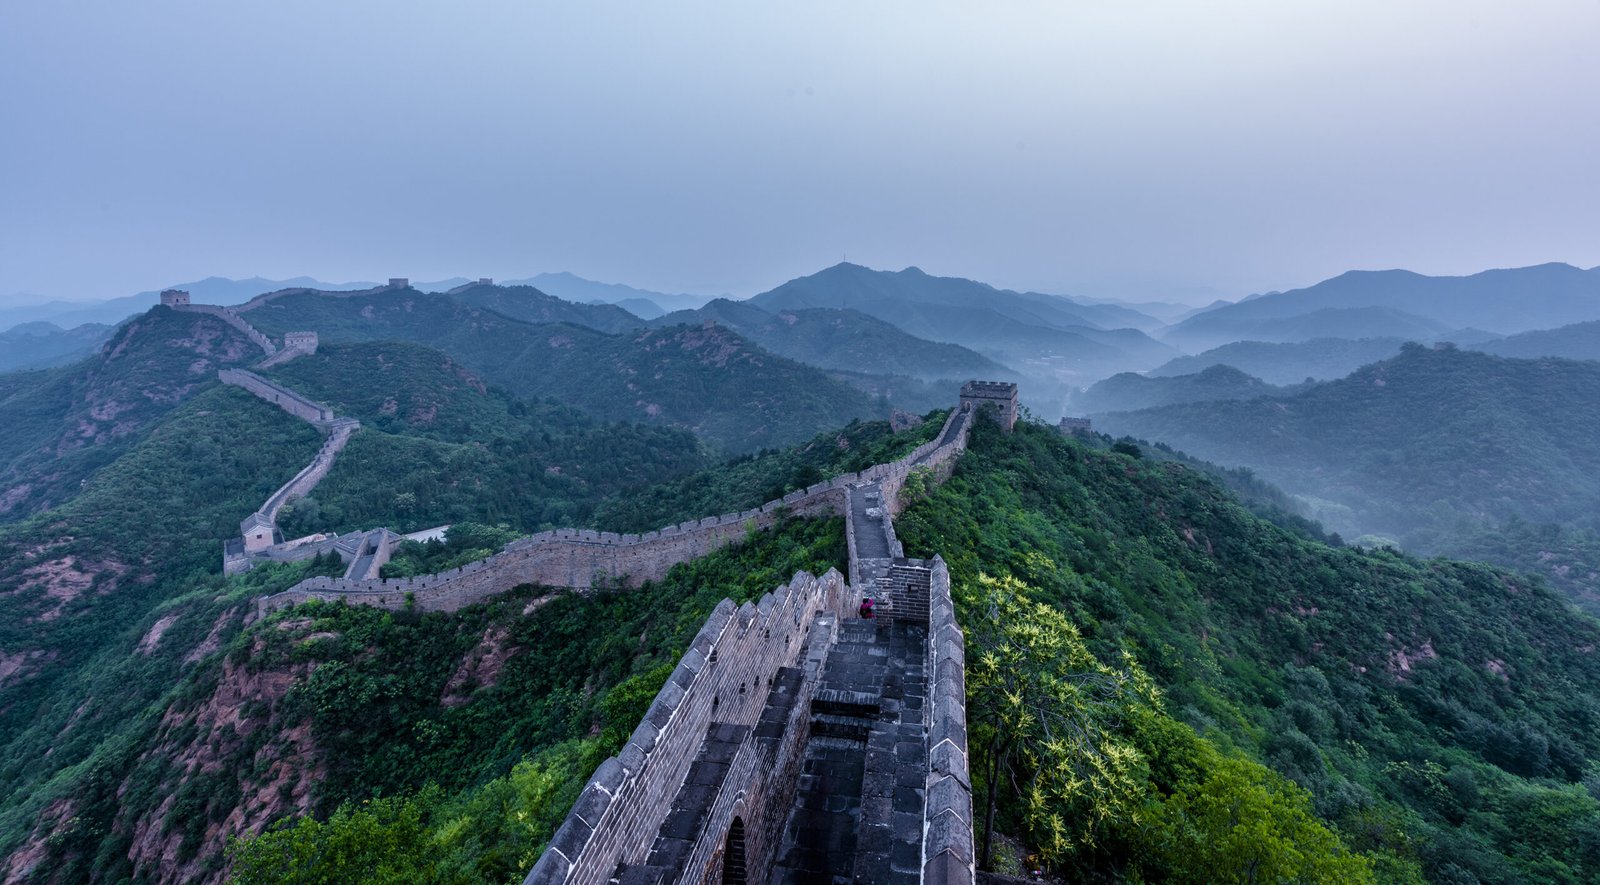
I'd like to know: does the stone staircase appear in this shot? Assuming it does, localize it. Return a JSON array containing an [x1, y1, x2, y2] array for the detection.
[[771, 617, 927, 885]]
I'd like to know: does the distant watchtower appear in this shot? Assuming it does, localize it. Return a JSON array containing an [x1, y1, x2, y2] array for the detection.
[[960, 380, 1019, 432], [283, 331, 319, 354], [160, 289, 191, 307], [240, 512, 281, 553], [387, 278, 409, 289], [1059, 416, 1092, 434], [477, 277, 493, 286]]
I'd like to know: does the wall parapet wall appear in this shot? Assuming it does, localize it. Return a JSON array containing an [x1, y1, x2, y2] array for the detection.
[[259, 405, 973, 617], [174, 304, 278, 356], [923, 557, 975, 885], [219, 369, 337, 424], [256, 419, 359, 523], [525, 569, 853, 885]]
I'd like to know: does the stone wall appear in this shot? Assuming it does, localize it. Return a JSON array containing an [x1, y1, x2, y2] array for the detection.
[[256, 419, 360, 523], [258, 405, 973, 617], [174, 304, 277, 356], [923, 557, 975, 884], [219, 369, 336, 424], [525, 569, 854, 885]]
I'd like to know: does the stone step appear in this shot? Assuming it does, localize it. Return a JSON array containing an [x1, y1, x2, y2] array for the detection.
[[812, 688, 882, 718], [811, 712, 873, 741]]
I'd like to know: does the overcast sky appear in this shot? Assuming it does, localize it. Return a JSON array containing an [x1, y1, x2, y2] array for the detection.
[[3, 1, 1597, 304]]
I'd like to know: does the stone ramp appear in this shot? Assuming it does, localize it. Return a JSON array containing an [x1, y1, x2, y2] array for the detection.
[[849, 482, 893, 561], [770, 618, 927, 885]]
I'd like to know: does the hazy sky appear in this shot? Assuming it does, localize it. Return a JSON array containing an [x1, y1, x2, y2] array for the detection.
[[3, 1, 1598, 303]]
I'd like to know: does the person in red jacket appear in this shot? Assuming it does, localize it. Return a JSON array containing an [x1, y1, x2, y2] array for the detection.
[[859, 597, 875, 618]]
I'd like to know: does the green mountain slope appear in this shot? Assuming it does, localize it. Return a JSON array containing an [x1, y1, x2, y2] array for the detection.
[[8, 398, 1600, 882], [262, 342, 708, 535], [241, 288, 894, 452], [0, 321, 115, 372], [1475, 320, 1600, 361], [446, 282, 644, 333], [1167, 263, 1600, 351], [1095, 344, 1600, 558], [1074, 364, 1299, 414], [0, 307, 264, 522], [653, 298, 1011, 380], [1150, 337, 1407, 385], [750, 263, 1174, 377], [894, 420, 1600, 883]]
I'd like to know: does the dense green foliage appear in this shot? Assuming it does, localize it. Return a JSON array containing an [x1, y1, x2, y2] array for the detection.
[[244, 289, 895, 452], [1075, 364, 1301, 414], [0, 320, 114, 373], [1476, 320, 1600, 361], [218, 517, 845, 884], [896, 418, 1600, 883], [1098, 345, 1600, 589], [1148, 336, 1406, 385], [0, 307, 261, 521], [1439, 519, 1600, 616], [448, 283, 644, 334], [654, 298, 1008, 380], [266, 343, 708, 537], [592, 412, 945, 531]]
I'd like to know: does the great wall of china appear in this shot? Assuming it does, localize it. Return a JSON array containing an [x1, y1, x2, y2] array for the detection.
[[158, 286, 1022, 884]]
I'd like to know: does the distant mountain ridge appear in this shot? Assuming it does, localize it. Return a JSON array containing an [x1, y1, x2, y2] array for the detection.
[[1166, 263, 1600, 351], [237, 286, 897, 452], [509, 272, 715, 314], [1096, 343, 1600, 555], [1149, 338, 1411, 385], [1473, 319, 1600, 361], [750, 263, 1174, 382], [1073, 364, 1298, 414], [651, 298, 1010, 381]]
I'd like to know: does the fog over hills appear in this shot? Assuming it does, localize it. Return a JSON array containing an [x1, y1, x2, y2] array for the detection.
[[1166, 263, 1600, 351], [652, 298, 1009, 381], [751, 262, 1175, 381], [1096, 344, 1600, 557]]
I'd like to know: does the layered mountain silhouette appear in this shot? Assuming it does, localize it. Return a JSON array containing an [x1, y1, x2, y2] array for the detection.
[[1166, 263, 1600, 351], [749, 263, 1175, 377], [651, 298, 1009, 381]]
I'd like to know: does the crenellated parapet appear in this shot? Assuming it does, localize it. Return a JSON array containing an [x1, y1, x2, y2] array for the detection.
[[258, 403, 972, 617], [168, 302, 278, 357], [526, 569, 854, 885]]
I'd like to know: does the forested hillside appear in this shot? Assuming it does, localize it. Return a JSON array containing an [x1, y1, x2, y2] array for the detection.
[[6, 367, 1600, 882], [1095, 344, 1600, 559], [894, 419, 1600, 883], [652, 299, 1010, 380], [261, 341, 708, 535], [1148, 337, 1406, 385], [0, 307, 263, 522], [1074, 364, 1298, 414], [241, 288, 896, 452]]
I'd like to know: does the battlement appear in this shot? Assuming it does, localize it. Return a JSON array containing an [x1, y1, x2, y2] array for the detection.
[[527, 557, 972, 885], [958, 380, 1018, 432], [159, 288, 190, 307], [1059, 415, 1092, 433], [258, 401, 974, 617], [282, 330, 318, 352]]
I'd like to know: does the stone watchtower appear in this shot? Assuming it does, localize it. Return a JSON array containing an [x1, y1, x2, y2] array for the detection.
[[240, 512, 281, 553], [959, 380, 1019, 431], [387, 278, 409, 289], [160, 289, 191, 307], [283, 331, 319, 354]]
